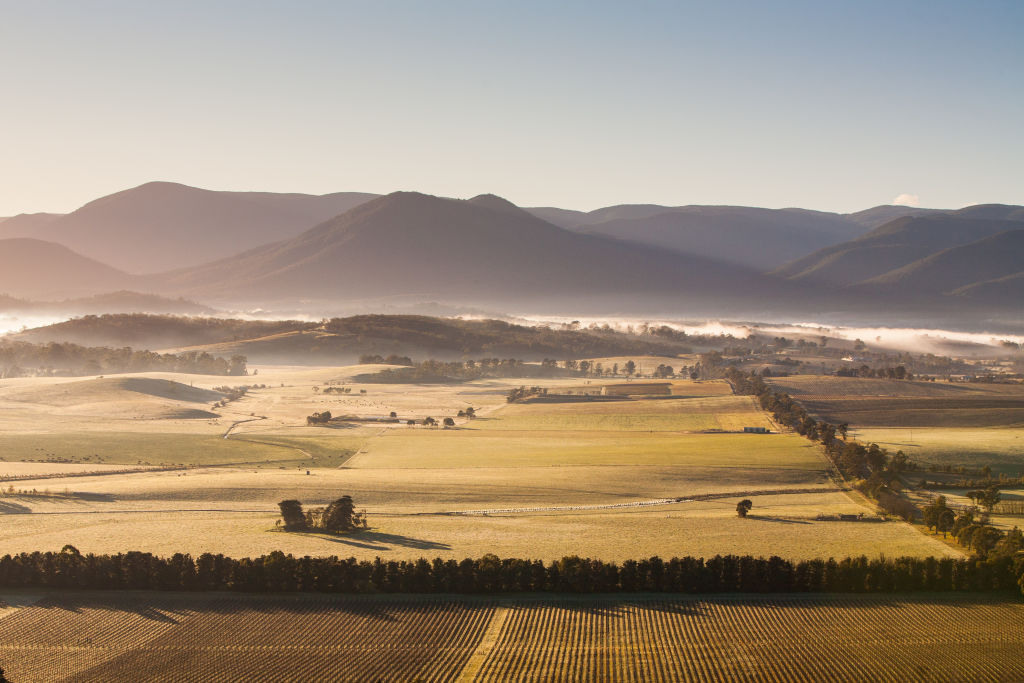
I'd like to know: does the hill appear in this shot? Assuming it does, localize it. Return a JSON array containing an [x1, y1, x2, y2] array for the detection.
[[8, 313, 702, 363], [572, 206, 866, 269], [8, 182, 379, 273], [0, 238, 136, 299], [0, 291, 215, 316], [772, 214, 1024, 287], [159, 191, 802, 314], [1, 376, 222, 419], [857, 230, 1024, 296], [0, 212, 64, 236], [844, 205, 942, 229], [7, 314, 315, 349], [952, 271, 1024, 303]]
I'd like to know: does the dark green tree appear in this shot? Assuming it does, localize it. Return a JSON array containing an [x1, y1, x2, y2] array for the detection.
[[322, 496, 356, 533], [736, 499, 753, 517], [278, 499, 306, 530]]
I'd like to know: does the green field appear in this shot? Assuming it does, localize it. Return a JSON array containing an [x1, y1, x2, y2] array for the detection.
[[1, 592, 1021, 682]]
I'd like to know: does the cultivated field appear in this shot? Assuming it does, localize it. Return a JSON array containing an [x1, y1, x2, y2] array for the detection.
[[766, 375, 1024, 471], [0, 367, 960, 560], [1, 592, 1022, 682]]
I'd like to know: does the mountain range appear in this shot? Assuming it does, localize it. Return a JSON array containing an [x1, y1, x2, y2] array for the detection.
[[0, 182, 377, 273], [2, 182, 1022, 321]]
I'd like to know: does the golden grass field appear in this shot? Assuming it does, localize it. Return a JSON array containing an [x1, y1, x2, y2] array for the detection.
[[767, 375, 1024, 470], [1, 592, 1021, 682], [0, 365, 962, 560]]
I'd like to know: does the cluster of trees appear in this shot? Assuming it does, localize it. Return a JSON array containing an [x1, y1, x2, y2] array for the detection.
[[835, 365, 911, 379], [321, 386, 360, 394], [306, 411, 332, 425], [358, 354, 413, 365], [277, 498, 366, 533], [0, 341, 247, 377], [922, 495, 1022, 559], [507, 386, 547, 403], [0, 550, 1019, 595]]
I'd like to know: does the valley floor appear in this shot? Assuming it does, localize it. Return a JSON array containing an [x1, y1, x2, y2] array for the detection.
[[0, 367, 957, 561]]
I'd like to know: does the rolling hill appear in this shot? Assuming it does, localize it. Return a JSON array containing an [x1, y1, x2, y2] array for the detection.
[[855, 230, 1024, 296], [0, 238, 137, 299], [158, 191, 804, 314], [0, 291, 215, 316], [772, 212, 1024, 287], [569, 206, 867, 269], [2, 182, 379, 273]]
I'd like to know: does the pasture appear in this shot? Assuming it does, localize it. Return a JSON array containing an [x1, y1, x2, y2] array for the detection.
[[1, 592, 1021, 682], [766, 375, 1024, 472], [0, 369, 960, 561]]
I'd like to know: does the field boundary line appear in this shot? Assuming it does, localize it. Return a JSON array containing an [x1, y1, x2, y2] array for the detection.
[[438, 486, 842, 516], [456, 604, 510, 682]]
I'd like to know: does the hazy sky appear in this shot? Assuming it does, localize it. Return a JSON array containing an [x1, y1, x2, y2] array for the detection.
[[2, 0, 1022, 215]]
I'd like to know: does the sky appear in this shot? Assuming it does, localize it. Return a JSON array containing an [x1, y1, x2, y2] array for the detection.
[[1, 0, 1022, 215]]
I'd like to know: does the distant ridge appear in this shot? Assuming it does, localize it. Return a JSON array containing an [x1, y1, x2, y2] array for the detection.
[[772, 212, 1024, 287], [0, 290, 215, 316], [0, 238, 135, 299], [855, 230, 1024, 296], [158, 191, 800, 314], [3, 182, 379, 273]]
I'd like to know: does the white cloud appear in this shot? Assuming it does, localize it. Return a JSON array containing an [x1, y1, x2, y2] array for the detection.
[[892, 193, 921, 207]]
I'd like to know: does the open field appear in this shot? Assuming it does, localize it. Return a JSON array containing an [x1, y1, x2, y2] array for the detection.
[[767, 375, 1024, 474], [0, 369, 961, 561], [1, 592, 1021, 682], [765, 376, 1024, 428]]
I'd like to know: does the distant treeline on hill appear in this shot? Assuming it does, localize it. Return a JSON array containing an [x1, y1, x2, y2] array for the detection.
[[1, 551, 1020, 595], [12, 313, 314, 348], [0, 341, 247, 377], [355, 358, 568, 383], [13, 314, 718, 360], [324, 315, 699, 357]]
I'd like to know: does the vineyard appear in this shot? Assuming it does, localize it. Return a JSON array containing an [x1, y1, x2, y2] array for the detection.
[[1, 593, 1022, 682]]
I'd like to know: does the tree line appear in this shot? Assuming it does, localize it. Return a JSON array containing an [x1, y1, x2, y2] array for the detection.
[[355, 358, 566, 384], [0, 550, 1019, 595], [0, 340, 247, 377], [726, 368, 1022, 550]]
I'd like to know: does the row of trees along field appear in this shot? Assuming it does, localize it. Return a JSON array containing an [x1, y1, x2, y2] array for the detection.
[[726, 367, 1023, 557], [0, 341, 247, 377], [0, 549, 1020, 595], [357, 357, 694, 384]]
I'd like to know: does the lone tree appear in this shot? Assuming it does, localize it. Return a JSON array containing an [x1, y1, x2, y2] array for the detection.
[[736, 499, 753, 517], [278, 499, 307, 530], [443, 417, 456, 428]]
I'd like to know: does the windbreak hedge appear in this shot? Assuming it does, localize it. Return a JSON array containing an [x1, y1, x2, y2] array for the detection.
[[1, 551, 1020, 595]]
